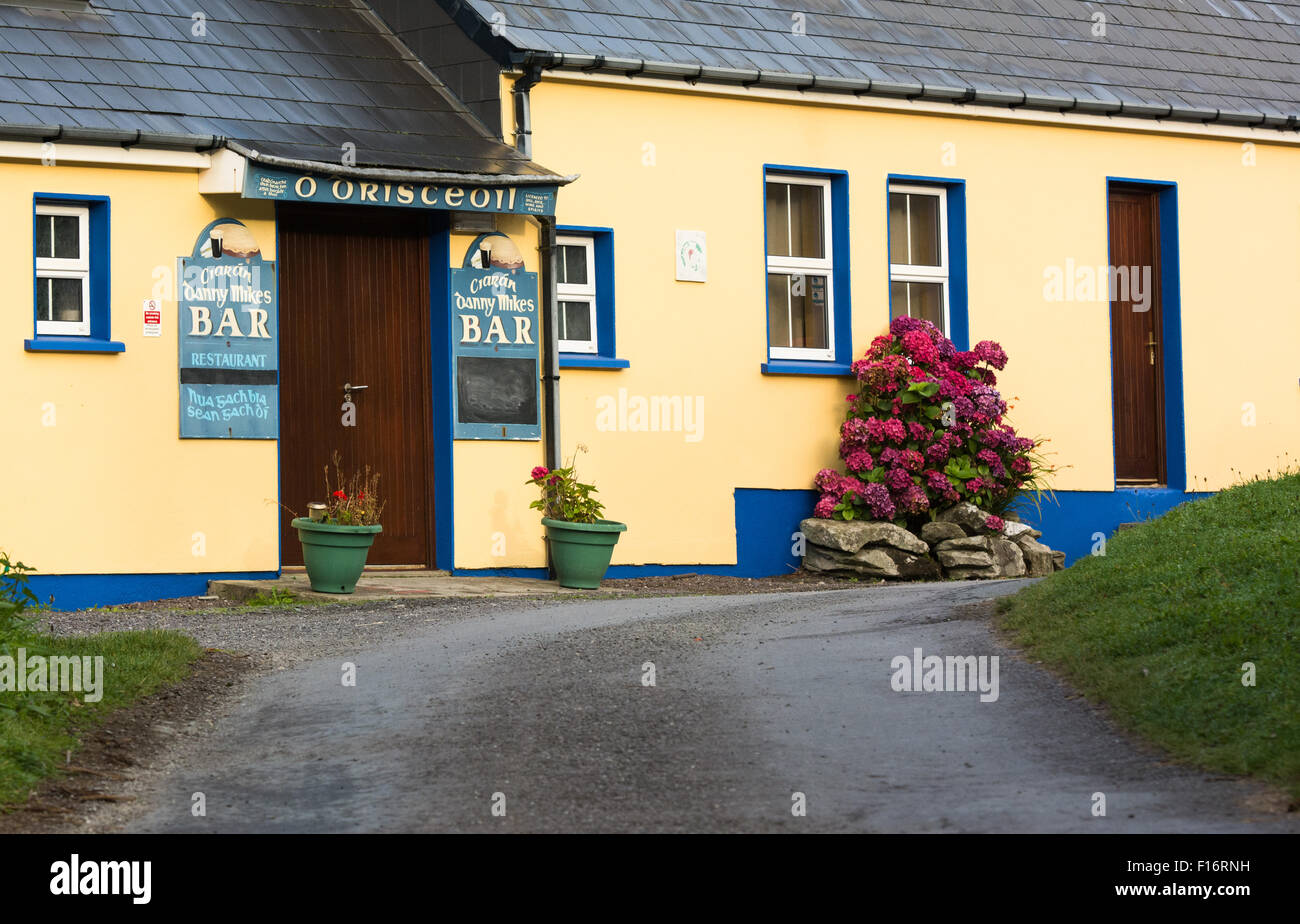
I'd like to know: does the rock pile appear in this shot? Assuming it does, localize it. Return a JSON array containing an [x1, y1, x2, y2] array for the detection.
[[800, 503, 1065, 581]]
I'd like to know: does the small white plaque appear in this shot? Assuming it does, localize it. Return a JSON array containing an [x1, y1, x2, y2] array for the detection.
[[675, 230, 707, 282]]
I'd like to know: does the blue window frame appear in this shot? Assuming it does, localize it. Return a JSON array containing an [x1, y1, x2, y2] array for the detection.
[[885, 175, 968, 350], [556, 225, 627, 369], [761, 165, 851, 376], [26, 193, 121, 353]]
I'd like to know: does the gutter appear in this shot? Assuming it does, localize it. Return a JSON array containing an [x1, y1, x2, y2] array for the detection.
[[0, 122, 224, 150], [0, 123, 575, 186], [223, 140, 574, 187], [510, 51, 1300, 134]]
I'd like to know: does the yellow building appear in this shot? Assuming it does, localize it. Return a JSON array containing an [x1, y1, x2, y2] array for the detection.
[[373, 0, 1298, 576], [6, 0, 1298, 607]]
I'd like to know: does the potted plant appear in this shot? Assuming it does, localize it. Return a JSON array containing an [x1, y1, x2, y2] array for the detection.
[[291, 452, 386, 594], [527, 448, 626, 589]]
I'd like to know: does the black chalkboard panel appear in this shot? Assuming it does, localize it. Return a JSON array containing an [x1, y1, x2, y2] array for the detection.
[[457, 356, 538, 425]]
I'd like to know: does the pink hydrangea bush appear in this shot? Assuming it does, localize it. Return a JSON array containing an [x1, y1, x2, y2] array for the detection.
[[813, 317, 1050, 529]]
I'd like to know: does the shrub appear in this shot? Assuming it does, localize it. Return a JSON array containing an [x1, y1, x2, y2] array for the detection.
[[526, 447, 605, 524], [813, 317, 1052, 529], [321, 451, 385, 526]]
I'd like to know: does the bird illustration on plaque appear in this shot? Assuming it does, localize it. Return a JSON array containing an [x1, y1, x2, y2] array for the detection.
[[451, 233, 541, 440], [178, 219, 279, 439]]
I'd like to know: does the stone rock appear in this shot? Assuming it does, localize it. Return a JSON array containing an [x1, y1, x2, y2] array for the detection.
[[988, 538, 1027, 578], [1017, 536, 1054, 577], [1003, 521, 1043, 541], [799, 518, 928, 555], [936, 536, 993, 553], [936, 546, 995, 571], [920, 521, 966, 545], [1003, 511, 1022, 522], [803, 541, 939, 580], [1051, 550, 1066, 571], [935, 502, 991, 536]]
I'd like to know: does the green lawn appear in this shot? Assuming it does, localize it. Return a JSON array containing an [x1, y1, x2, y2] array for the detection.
[[999, 472, 1300, 798], [0, 625, 201, 809]]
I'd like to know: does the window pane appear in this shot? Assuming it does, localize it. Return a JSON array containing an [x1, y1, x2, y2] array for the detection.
[[37, 277, 51, 321], [558, 244, 587, 286], [767, 273, 791, 347], [765, 183, 790, 257], [36, 214, 53, 259], [788, 184, 824, 259], [559, 299, 591, 342], [769, 273, 828, 350], [53, 215, 80, 259], [767, 182, 826, 259], [51, 277, 84, 321], [890, 280, 944, 330], [890, 192, 940, 266]]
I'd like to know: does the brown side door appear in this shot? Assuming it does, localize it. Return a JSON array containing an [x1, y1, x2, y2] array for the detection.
[[1108, 188, 1165, 484], [278, 204, 434, 565]]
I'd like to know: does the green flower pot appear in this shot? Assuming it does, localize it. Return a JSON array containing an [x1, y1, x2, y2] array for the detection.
[[292, 518, 383, 594], [542, 517, 627, 589]]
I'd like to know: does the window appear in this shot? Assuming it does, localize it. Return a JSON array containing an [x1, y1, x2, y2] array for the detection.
[[765, 175, 834, 361], [555, 227, 627, 369], [556, 235, 596, 354], [27, 194, 120, 353], [888, 184, 949, 334], [35, 204, 90, 336]]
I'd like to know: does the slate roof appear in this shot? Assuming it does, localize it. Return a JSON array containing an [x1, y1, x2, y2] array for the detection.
[[0, 0, 559, 177], [441, 0, 1300, 130]]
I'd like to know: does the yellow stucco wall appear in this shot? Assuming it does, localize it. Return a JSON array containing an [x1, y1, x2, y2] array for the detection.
[[4, 161, 278, 575], [494, 76, 1300, 568]]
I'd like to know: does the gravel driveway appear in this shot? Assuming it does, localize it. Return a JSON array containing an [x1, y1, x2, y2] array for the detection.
[[56, 582, 1296, 834]]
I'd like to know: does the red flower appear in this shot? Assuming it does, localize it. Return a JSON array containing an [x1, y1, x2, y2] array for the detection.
[[530, 466, 549, 480], [333, 490, 347, 499], [357, 492, 365, 500]]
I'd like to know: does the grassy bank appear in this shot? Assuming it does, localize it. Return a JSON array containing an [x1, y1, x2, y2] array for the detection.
[[1, 560, 202, 810], [999, 472, 1300, 797]]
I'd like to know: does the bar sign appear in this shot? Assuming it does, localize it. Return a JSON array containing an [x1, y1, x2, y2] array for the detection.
[[143, 298, 162, 337]]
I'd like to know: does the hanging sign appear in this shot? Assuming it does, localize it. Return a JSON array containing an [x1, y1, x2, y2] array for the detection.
[[178, 219, 278, 439], [451, 233, 540, 440], [242, 164, 558, 216]]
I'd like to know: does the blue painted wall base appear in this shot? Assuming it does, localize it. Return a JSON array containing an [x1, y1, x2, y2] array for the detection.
[[1012, 488, 1213, 565], [25, 572, 279, 612]]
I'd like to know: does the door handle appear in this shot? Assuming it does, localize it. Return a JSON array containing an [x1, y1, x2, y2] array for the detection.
[[342, 383, 368, 402], [1146, 334, 1158, 366]]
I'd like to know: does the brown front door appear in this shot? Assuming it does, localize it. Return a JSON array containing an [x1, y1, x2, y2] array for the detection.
[[1108, 188, 1165, 484], [278, 204, 434, 565]]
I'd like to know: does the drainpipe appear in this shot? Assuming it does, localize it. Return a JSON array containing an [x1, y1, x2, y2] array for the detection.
[[511, 64, 543, 157], [538, 216, 560, 473], [515, 63, 560, 575]]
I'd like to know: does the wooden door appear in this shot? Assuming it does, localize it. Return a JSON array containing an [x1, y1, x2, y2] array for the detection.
[[278, 205, 434, 565], [1108, 188, 1165, 484]]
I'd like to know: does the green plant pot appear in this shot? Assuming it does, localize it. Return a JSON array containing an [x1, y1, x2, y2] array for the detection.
[[292, 518, 383, 594], [542, 517, 627, 589]]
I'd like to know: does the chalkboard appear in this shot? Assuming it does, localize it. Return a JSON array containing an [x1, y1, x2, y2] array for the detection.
[[456, 356, 538, 425]]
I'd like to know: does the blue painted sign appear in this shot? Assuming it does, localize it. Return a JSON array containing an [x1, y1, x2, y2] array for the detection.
[[243, 164, 558, 217], [452, 233, 540, 440], [178, 219, 278, 439]]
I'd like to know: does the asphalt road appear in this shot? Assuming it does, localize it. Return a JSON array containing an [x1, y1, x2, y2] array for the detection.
[[125, 582, 1297, 833]]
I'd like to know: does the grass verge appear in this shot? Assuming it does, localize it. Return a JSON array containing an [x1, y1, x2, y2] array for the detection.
[[998, 472, 1300, 799], [1, 626, 201, 809]]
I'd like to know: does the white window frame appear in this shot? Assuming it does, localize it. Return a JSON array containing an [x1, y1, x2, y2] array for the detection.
[[556, 234, 597, 354], [34, 204, 91, 337], [766, 174, 835, 362], [888, 184, 949, 335]]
